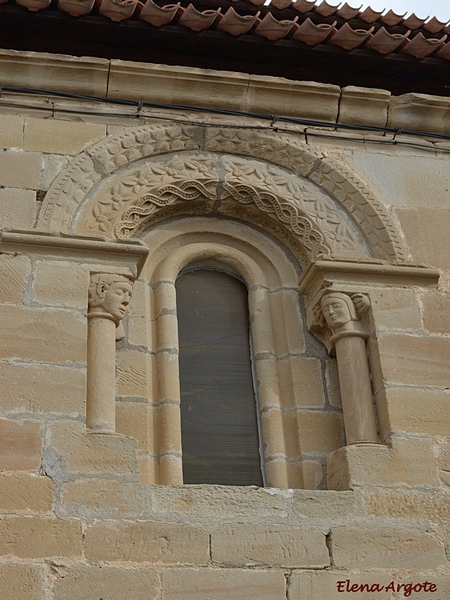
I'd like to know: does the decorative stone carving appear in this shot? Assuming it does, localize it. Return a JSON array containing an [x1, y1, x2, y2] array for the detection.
[[39, 124, 407, 264], [87, 274, 133, 433], [313, 291, 378, 445]]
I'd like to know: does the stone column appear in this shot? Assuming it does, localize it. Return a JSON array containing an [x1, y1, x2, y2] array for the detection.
[[87, 274, 133, 433], [318, 292, 378, 445]]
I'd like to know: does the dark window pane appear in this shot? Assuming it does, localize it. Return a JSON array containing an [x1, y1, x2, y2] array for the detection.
[[176, 269, 263, 486]]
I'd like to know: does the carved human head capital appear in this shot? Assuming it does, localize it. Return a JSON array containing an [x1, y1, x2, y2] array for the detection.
[[88, 273, 133, 326]]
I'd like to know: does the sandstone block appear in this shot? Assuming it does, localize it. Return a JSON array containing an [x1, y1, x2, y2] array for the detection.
[[128, 278, 151, 347], [116, 400, 152, 449], [290, 490, 365, 519], [385, 387, 450, 437], [422, 290, 450, 334], [47, 421, 138, 480], [388, 92, 450, 135], [349, 152, 450, 209], [0, 149, 41, 189], [53, 565, 159, 600], [325, 358, 341, 408], [163, 568, 286, 600], [40, 154, 68, 190], [377, 334, 450, 388], [330, 525, 446, 569], [61, 480, 144, 519], [0, 474, 53, 514], [0, 420, 42, 471], [339, 86, 390, 127], [394, 207, 450, 269], [0, 361, 85, 416], [85, 520, 209, 564], [327, 437, 440, 489], [0, 114, 24, 148], [248, 77, 340, 121], [301, 460, 324, 490], [289, 571, 394, 600], [363, 488, 450, 520], [439, 443, 450, 486], [0, 516, 82, 558], [116, 349, 151, 398], [0, 50, 109, 96], [370, 287, 421, 330], [0, 254, 31, 304], [211, 523, 329, 568], [0, 187, 36, 229], [33, 261, 89, 308], [0, 305, 86, 363], [297, 410, 344, 453], [24, 117, 106, 155], [278, 356, 325, 407], [0, 563, 43, 600]]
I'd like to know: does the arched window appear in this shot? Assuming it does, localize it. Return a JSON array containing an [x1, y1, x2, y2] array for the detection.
[[176, 269, 264, 486]]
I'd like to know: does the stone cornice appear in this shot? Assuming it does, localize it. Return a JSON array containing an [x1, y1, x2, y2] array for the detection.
[[1, 49, 450, 134], [0, 230, 149, 277]]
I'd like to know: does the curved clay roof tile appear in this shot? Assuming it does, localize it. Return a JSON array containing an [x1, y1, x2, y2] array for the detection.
[[58, 0, 95, 16], [380, 9, 406, 27], [424, 17, 449, 34], [177, 4, 221, 31], [315, 0, 340, 18], [247, 0, 267, 7], [359, 6, 384, 24], [255, 12, 298, 41], [329, 22, 373, 50], [402, 13, 429, 31], [290, 17, 336, 45], [139, 1, 180, 26], [436, 41, 450, 60], [337, 3, 361, 20], [216, 7, 260, 36], [16, 0, 51, 11], [401, 32, 447, 59], [98, 0, 138, 22], [365, 26, 409, 55], [292, 0, 316, 13], [270, 0, 293, 10]]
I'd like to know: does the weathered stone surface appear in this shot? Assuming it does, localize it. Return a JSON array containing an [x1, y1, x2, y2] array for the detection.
[[33, 261, 89, 308], [0, 114, 24, 148], [24, 117, 106, 155], [211, 524, 329, 568], [53, 565, 159, 600], [0, 305, 86, 362], [289, 490, 365, 519], [386, 387, 450, 437], [327, 437, 440, 489], [163, 568, 286, 600], [47, 421, 138, 480], [297, 411, 344, 453], [85, 520, 209, 564], [116, 349, 151, 398], [0, 474, 53, 513], [370, 287, 421, 330], [61, 480, 145, 519], [349, 152, 450, 209], [0, 187, 36, 229], [394, 207, 450, 269], [0, 254, 31, 304], [0, 563, 43, 600], [278, 356, 325, 407], [40, 154, 68, 190], [0, 516, 82, 558], [363, 489, 450, 520], [0, 149, 41, 189], [116, 400, 152, 449], [331, 525, 447, 569], [377, 334, 450, 388], [422, 290, 450, 334], [0, 420, 42, 471], [0, 361, 85, 416], [288, 571, 394, 600], [439, 442, 450, 486], [339, 86, 390, 127]]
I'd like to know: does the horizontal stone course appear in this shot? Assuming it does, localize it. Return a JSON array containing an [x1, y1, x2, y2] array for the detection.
[[0, 474, 53, 514], [0, 254, 31, 304], [162, 568, 286, 600], [24, 117, 106, 155], [211, 523, 329, 568], [85, 520, 209, 564], [0, 150, 41, 189], [33, 260, 89, 308], [0, 187, 36, 229], [0, 516, 82, 558], [0, 420, 42, 471], [0, 563, 43, 600]]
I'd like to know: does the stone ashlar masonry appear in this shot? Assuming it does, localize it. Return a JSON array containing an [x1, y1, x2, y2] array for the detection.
[[0, 50, 449, 599]]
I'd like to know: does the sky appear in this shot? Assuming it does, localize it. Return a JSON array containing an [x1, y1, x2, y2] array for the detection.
[[315, 1, 450, 23]]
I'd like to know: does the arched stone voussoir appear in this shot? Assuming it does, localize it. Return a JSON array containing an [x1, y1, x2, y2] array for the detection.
[[38, 123, 407, 264]]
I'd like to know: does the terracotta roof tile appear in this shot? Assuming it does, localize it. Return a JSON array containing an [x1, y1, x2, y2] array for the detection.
[[4, 0, 450, 63]]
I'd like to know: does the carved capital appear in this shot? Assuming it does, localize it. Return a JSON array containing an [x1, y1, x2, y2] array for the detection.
[[88, 273, 134, 326]]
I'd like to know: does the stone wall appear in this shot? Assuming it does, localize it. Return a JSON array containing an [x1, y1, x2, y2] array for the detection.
[[0, 53, 449, 599]]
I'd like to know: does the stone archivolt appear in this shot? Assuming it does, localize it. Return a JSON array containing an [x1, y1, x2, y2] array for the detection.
[[39, 124, 406, 265]]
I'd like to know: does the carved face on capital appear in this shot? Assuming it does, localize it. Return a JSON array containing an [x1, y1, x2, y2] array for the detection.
[[321, 294, 354, 330], [89, 274, 133, 325]]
